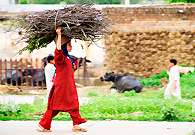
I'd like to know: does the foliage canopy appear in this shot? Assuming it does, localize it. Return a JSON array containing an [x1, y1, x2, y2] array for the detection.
[[15, 0, 123, 4], [169, 0, 195, 3]]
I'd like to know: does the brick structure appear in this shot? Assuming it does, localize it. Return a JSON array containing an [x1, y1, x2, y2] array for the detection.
[[102, 3, 195, 77]]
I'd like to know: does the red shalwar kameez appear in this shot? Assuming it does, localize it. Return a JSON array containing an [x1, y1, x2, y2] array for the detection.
[[39, 48, 86, 130]]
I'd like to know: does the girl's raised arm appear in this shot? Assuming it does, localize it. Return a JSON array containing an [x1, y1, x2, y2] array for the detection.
[[56, 28, 62, 50]]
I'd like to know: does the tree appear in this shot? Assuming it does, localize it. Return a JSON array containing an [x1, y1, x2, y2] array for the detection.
[[32, 0, 62, 4], [16, 0, 63, 4], [60, 0, 122, 4], [130, 0, 142, 4], [16, 0, 123, 4], [169, 0, 195, 3]]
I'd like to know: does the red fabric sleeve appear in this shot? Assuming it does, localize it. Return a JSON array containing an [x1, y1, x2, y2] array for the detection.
[[74, 60, 78, 69], [54, 48, 66, 65], [71, 57, 78, 69]]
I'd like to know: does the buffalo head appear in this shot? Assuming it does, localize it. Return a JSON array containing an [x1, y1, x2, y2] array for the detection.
[[100, 71, 115, 82]]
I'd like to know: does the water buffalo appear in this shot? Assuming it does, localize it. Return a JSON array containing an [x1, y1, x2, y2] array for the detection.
[[23, 69, 45, 86], [1, 69, 25, 85], [100, 71, 143, 93]]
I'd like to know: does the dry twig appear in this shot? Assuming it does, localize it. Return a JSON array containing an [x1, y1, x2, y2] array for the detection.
[[9, 3, 109, 54]]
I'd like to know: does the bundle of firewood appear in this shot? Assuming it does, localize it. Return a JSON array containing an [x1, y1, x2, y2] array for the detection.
[[10, 3, 109, 54]]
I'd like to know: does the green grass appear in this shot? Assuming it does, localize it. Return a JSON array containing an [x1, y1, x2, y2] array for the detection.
[[1, 93, 195, 122], [140, 69, 195, 99], [1, 69, 195, 121], [140, 70, 168, 87], [80, 94, 195, 121]]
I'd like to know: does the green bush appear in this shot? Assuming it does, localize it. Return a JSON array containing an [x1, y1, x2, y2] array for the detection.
[[0, 102, 21, 116], [162, 107, 180, 121], [157, 91, 165, 98], [140, 68, 195, 99], [181, 86, 195, 99], [130, 0, 142, 4], [140, 77, 161, 87], [140, 70, 168, 87], [169, 0, 195, 3], [88, 92, 98, 97], [16, 0, 123, 4], [123, 90, 137, 97]]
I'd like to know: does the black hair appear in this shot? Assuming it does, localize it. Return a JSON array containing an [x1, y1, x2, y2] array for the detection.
[[62, 39, 71, 46], [170, 59, 177, 65], [47, 56, 54, 63]]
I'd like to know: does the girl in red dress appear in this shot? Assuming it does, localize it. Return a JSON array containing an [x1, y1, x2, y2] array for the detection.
[[37, 28, 87, 132]]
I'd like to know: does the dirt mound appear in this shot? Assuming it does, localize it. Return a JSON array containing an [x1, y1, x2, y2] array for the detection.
[[0, 85, 22, 94]]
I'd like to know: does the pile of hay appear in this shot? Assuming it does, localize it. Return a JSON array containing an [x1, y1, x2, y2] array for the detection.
[[10, 3, 109, 54]]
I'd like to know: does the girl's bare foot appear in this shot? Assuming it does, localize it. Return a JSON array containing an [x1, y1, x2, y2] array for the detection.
[[72, 125, 87, 132], [36, 124, 52, 132]]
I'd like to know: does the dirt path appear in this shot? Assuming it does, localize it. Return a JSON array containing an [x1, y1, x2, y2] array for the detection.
[[0, 120, 194, 135]]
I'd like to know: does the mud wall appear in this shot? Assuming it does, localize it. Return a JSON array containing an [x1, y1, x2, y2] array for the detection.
[[102, 3, 195, 77]]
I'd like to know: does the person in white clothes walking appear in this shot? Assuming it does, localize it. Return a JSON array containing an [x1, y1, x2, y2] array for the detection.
[[165, 59, 181, 99], [45, 55, 55, 97]]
